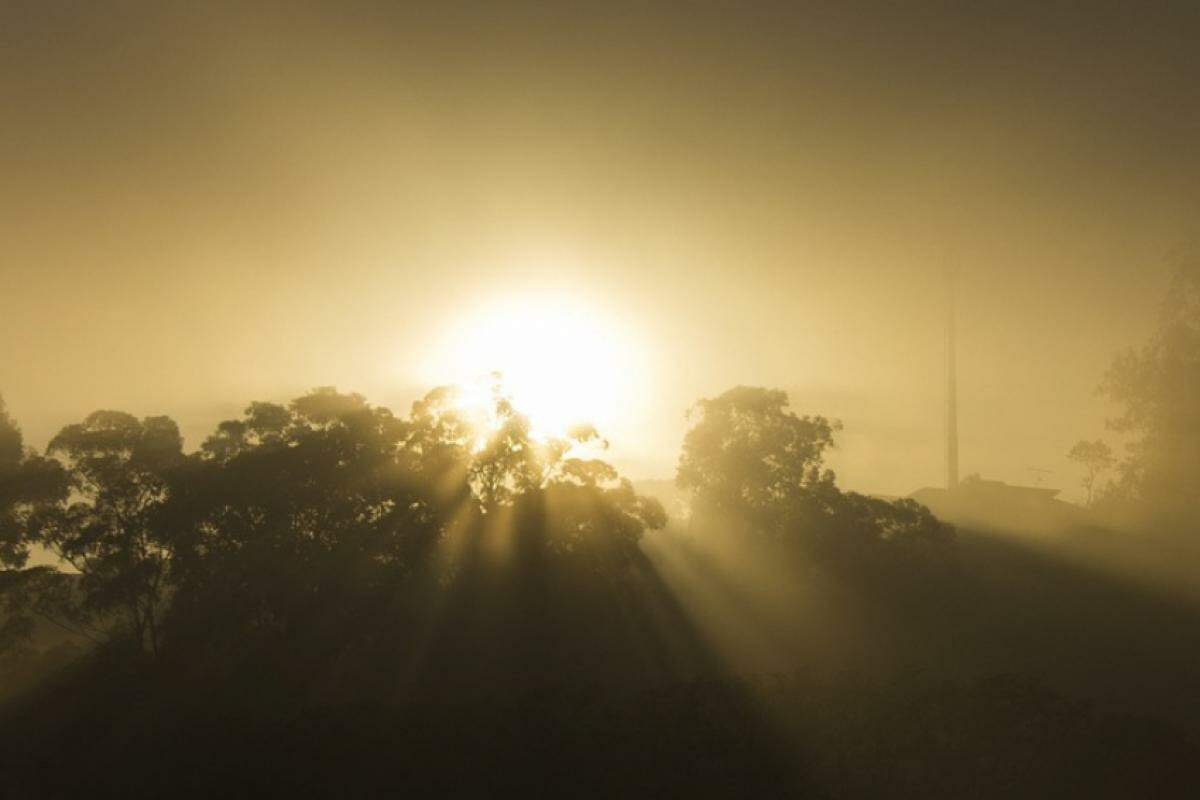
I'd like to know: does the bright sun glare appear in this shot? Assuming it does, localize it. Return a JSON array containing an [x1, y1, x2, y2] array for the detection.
[[424, 292, 643, 438]]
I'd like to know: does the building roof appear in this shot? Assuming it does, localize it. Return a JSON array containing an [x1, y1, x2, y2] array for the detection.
[[910, 476, 1081, 533]]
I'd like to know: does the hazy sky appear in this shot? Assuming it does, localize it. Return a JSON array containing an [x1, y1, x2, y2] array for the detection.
[[3, 1, 1199, 499]]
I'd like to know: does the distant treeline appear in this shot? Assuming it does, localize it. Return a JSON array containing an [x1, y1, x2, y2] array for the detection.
[[0, 379, 949, 689]]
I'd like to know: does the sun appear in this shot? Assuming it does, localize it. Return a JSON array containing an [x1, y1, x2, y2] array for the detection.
[[422, 291, 643, 438]]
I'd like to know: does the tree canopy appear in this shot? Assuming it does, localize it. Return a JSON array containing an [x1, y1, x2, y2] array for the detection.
[[1, 384, 672, 692], [0, 380, 959, 702], [676, 386, 951, 555], [1067, 439, 1116, 507], [1100, 249, 1200, 523]]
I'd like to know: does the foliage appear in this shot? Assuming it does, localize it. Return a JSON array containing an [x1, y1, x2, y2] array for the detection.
[[0, 397, 81, 653], [676, 386, 952, 552], [1068, 439, 1116, 506], [164, 388, 438, 670], [1100, 249, 1200, 521], [156, 384, 664, 686], [0, 397, 70, 570], [677, 386, 839, 527], [2, 387, 1200, 797], [30, 411, 186, 656]]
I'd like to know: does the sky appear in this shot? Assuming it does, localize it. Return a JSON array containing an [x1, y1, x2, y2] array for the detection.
[[3, 1, 1200, 500]]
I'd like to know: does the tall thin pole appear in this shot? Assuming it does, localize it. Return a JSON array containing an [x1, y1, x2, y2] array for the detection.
[[946, 265, 959, 489]]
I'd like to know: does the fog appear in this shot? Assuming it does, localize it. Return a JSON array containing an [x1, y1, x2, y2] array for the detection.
[[4, 2, 1196, 496], [4, 3, 1200, 796]]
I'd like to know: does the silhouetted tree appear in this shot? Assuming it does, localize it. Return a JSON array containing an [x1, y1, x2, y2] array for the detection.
[[677, 386, 841, 538], [156, 383, 668, 693], [0, 398, 105, 652], [1100, 248, 1200, 522], [0, 396, 69, 571], [1068, 439, 1115, 506], [21, 411, 187, 656], [398, 381, 668, 692], [677, 386, 950, 553], [3, 389, 1200, 800], [163, 388, 440, 677]]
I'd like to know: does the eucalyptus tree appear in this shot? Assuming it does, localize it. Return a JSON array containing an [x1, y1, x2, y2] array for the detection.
[[676, 386, 950, 553], [0, 396, 81, 650], [162, 383, 669, 691], [1100, 250, 1200, 523], [677, 386, 841, 539], [36, 411, 185, 656], [163, 387, 444, 672], [1067, 439, 1116, 507]]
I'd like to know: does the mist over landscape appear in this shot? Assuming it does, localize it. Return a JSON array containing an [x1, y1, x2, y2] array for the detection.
[[4, 2, 1200, 797]]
